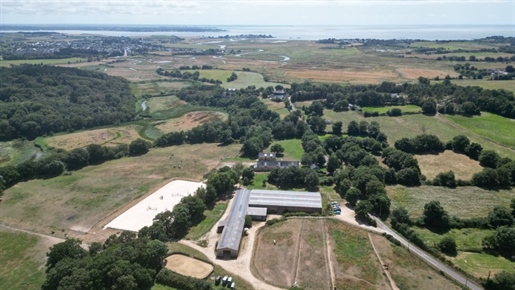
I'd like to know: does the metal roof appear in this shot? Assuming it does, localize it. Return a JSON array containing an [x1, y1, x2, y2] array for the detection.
[[247, 206, 268, 216], [248, 190, 322, 209], [216, 189, 251, 251]]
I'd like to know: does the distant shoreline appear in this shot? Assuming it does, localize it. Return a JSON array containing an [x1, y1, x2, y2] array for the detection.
[[0, 24, 512, 40]]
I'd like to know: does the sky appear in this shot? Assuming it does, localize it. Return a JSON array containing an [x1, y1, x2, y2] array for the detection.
[[0, 0, 514, 26]]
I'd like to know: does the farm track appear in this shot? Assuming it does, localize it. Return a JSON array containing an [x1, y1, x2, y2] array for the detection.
[[435, 113, 515, 153], [368, 233, 400, 290], [292, 219, 305, 285], [322, 220, 335, 290]]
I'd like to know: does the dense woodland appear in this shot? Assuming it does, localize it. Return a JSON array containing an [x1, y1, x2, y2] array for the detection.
[[0, 65, 135, 140]]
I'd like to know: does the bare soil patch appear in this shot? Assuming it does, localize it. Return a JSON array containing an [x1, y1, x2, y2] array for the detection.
[[396, 68, 458, 80], [415, 150, 483, 180], [286, 69, 397, 84], [253, 219, 301, 288], [45, 125, 142, 150], [165, 254, 214, 279], [155, 111, 228, 133]]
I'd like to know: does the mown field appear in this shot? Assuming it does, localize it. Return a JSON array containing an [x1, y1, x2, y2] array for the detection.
[[265, 139, 304, 160], [415, 150, 483, 181], [387, 185, 515, 219], [445, 79, 515, 93], [362, 105, 421, 114], [445, 112, 515, 148], [0, 143, 241, 237], [221, 71, 289, 89], [0, 230, 47, 290]]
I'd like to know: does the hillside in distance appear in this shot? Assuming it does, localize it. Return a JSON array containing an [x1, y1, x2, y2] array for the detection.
[[0, 65, 135, 140]]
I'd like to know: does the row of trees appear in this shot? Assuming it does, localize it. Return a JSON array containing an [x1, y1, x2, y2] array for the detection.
[[155, 68, 223, 84]]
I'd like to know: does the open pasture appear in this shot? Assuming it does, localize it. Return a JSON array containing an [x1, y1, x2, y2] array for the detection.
[[323, 110, 515, 159], [326, 219, 389, 290], [410, 41, 502, 51], [395, 67, 458, 79], [221, 71, 289, 89], [369, 234, 462, 290], [164, 254, 213, 279], [0, 143, 241, 238], [0, 230, 47, 290], [43, 125, 143, 150], [445, 112, 515, 148], [441, 79, 515, 93], [0, 57, 86, 67], [155, 111, 228, 133], [261, 98, 290, 119], [105, 180, 204, 232], [286, 68, 398, 84], [362, 105, 421, 114], [415, 150, 483, 181], [0, 139, 37, 167], [146, 95, 185, 114], [387, 185, 515, 218], [452, 252, 515, 279]]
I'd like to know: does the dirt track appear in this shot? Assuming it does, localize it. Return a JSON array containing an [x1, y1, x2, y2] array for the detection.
[[165, 254, 213, 279]]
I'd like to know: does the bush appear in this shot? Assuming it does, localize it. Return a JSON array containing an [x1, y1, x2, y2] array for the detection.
[[438, 236, 457, 256], [155, 269, 211, 290], [265, 217, 286, 226]]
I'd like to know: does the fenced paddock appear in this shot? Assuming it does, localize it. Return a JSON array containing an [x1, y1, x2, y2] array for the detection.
[[104, 180, 204, 231], [165, 254, 214, 279]]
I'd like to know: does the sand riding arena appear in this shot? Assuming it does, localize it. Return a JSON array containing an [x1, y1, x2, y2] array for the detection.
[[165, 254, 214, 279], [104, 180, 205, 232]]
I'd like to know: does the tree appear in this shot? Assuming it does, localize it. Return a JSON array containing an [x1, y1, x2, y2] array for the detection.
[[46, 238, 87, 270], [465, 142, 483, 160], [359, 121, 369, 136], [390, 207, 411, 226], [484, 271, 515, 290], [461, 101, 479, 116], [451, 135, 470, 153], [421, 101, 436, 115], [307, 101, 324, 116], [241, 167, 255, 185], [365, 179, 385, 196], [347, 121, 360, 136], [270, 143, 285, 155], [304, 169, 319, 190], [180, 195, 206, 223], [479, 150, 500, 168], [432, 171, 456, 188], [423, 201, 450, 229], [129, 138, 150, 156], [488, 206, 514, 228], [345, 187, 361, 206], [472, 168, 499, 188], [244, 215, 252, 228], [332, 121, 343, 135], [438, 236, 457, 256], [241, 137, 264, 157], [396, 167, 421, 187], [326, 154, 341, 175], [355, 200, 373, 220], [170, 204, 191, 238]]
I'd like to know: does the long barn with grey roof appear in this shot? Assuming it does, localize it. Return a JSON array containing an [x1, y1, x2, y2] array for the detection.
[[216, 189, 322, 259], [248, 189, 322, 214]]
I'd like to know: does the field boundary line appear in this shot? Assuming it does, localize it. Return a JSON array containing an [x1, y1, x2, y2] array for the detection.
[[368, 233, 399, 290], [322, 220, 335, 290], [292, 219, 305, 286]]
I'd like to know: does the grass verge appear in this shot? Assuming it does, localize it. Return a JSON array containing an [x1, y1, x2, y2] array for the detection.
[[186, 203, 228, 240]]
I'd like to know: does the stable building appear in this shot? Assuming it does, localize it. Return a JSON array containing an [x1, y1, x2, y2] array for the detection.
[[248, 189, 322, 214]]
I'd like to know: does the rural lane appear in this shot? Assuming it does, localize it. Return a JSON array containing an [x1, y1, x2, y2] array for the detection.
[[372, 218, 483, 290]]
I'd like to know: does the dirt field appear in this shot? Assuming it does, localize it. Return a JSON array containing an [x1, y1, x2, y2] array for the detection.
[[155, 111, 228, 133], [165, 254, 214, 279], [416, 150, 483, 180], [252, 219, 300, 288], [44, 125, 142, 150]]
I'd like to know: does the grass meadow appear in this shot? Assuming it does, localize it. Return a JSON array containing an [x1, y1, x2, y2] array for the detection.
[[387, 185, 515, 219], [0, 143, 242, 236], [0, 139, 38, 167], [415, 150, 483, 181], [266, 139, 304, 160], [361, 105, 421, 114], [445, 112, 515, 148], [323, 109, 515, 159], [440, 79, 515, 93], [0, 230, 46, 290], [261, 98, 290, 119], [185, 202, 228, 240], [0, 57, 86, 67], [221, 71, 289, 89]]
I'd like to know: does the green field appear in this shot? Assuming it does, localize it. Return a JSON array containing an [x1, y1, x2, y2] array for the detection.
[[362, 105, 421, 114], [0, 231, 46, 290], [221, 71, 290, 89], [410, 41, 500, 51], [323, 109, 515, 159], [0, 57, 86, 67], [186, 203, 228, 240], [413, 227, 493, 252], [0, 139, 38, 167], [387, 185, 515, 219], [443, 79, 515, 93], [445, 112, 515, 148], [452, 252, 515, 279], [266, 139, 304, 160]]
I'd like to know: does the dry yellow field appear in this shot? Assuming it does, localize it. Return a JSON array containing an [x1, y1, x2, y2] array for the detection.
[[416, 150, 483, 181], [45, 125, 142, 150], [286, 69, 398, 84], [165, 254, 213, 279], [155, 111, 228, 133], [396, 68, 458, 80]]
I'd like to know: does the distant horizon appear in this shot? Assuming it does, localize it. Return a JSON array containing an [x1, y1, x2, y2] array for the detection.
[[2, 24, 514, 27]]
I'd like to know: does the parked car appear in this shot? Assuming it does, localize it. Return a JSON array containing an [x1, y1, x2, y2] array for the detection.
[[222, 276, 228, 286], [215, 275, 221, 286], [334, 210, 341, 215], [230, 282, 236, 289]]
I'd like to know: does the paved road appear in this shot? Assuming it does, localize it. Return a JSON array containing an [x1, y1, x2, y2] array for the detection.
[[372, 217, 483, 290]]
